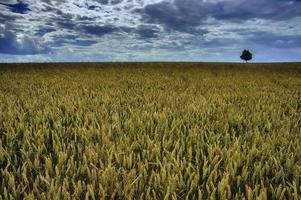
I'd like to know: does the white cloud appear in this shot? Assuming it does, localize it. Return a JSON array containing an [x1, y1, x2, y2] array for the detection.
[[0, 0, 18, 4], [0, 0, 301, 61]]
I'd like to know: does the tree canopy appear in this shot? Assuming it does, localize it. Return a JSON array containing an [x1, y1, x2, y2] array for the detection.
[[240, 50, 253, 62]]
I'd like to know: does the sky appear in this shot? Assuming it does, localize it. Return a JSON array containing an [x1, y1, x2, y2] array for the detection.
[[0, 0, 301, 62]]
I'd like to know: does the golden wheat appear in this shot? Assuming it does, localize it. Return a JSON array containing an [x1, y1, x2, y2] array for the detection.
[[0, 63, 300, 199]]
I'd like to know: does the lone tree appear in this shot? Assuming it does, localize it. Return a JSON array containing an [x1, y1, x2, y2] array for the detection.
[[240, 50, 252, 63]]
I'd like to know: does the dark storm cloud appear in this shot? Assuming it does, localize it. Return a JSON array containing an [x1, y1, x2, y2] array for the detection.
[[137, 1, 207, 31], [136, 25, 160, 38], [140, 0, 301, 31], [82, 25, 117, 36], [247, 32, 301, 48], [213, 1, 301, 21]]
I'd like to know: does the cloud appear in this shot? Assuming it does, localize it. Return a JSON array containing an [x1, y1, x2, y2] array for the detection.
[[0, 0, 18, 5], [247, 32, 301, 48], [139, 0, 301, 32], [0, 26, 49, 54], [135, 25, 160, 38], [82, 25, 117, 36], [0, 0, 300, 61], [1, 1, 31, 14]]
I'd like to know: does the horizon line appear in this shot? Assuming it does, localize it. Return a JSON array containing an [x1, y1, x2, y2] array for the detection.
[[1, 61, 301, 64]]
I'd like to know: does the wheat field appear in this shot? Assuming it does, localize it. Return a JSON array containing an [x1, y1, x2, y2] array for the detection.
[[0, 63, 300, 199]]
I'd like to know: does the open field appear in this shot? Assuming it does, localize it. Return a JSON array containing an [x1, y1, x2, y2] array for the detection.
[[0, 62, 301, 199]]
